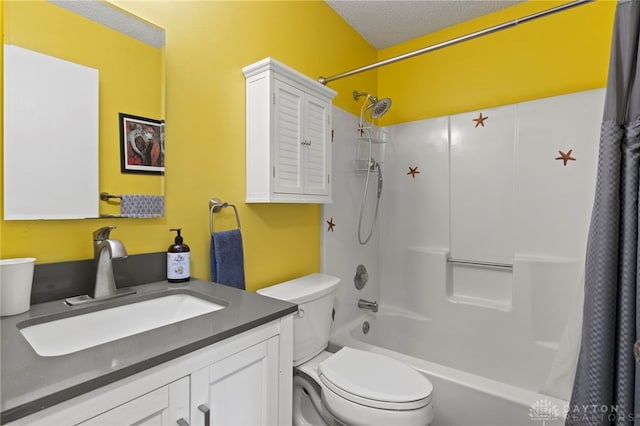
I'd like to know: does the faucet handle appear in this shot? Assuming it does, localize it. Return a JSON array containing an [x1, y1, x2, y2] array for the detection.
[[94, 226, 117, 241]]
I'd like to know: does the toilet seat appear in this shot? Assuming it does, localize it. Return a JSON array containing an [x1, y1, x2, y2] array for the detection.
[[318, 347, 432, 411]]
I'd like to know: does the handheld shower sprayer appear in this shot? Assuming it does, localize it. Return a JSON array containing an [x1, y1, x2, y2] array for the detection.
[[368, 158, 383, 196], [353, 89, 391, 245]]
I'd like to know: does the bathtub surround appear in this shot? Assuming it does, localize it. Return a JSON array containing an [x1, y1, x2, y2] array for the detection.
[[323, 88, 604, 423], [450, 105, 514, 268], [569, 1, 640, 423], [321, 108, 382, 329]]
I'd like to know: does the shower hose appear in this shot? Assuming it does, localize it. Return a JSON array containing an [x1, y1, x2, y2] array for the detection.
[[357, 130, 382, 245]]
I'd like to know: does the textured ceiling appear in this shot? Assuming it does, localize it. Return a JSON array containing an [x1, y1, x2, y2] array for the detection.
[[325, 0, 525, 49], [51, 0, 165, 48]]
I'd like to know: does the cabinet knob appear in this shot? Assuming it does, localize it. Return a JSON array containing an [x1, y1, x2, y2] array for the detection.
[[177, 418, 189, 426]]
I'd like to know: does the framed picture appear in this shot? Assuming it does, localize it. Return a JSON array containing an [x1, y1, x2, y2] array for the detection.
[[119, 113, 164, 174]]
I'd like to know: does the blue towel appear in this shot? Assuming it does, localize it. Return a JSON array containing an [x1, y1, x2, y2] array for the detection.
[[210, 229, 245, 289]]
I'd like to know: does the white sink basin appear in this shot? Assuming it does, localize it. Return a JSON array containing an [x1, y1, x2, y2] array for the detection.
[[20, 294, 225, 356]]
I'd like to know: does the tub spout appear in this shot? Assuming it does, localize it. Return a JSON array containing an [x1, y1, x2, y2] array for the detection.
[[358, 299, 378, 313]]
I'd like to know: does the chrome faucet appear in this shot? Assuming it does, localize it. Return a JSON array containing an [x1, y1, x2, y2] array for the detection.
[[93, 226, 127, 298], [65, 226, 136, 305], [358, 299, 378, 313]]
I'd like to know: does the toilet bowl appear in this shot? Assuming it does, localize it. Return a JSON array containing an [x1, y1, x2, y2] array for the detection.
[[257, 273, 433, 426]]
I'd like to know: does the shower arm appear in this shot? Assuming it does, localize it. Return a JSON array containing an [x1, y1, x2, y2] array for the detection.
[[354, 91, 377, 102], [317, 0, 593, 85]]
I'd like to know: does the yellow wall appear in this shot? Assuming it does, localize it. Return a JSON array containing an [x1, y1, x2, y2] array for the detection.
[[0, 0, 377, 291], [377, 0, 616, 125], [0, 0, 616, 292]]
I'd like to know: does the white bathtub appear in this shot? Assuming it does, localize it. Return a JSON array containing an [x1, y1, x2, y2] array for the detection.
[[330, 312, 568, 426]]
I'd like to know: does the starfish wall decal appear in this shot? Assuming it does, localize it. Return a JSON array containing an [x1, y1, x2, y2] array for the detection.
[[555, 149, 576, 166], [407, 166, 420, 178], [326, 217, 336, 232], [473, 113, 488, 128]]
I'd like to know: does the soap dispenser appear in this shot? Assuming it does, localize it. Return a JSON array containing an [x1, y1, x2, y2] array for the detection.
[[167, 228, 190, 283]]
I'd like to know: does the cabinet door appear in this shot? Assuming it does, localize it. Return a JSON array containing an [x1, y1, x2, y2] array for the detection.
[[273, 79, 304, 195], [78, 377, 189, 426], [303, 93, 331, 196], [191, 337, 279, 426]]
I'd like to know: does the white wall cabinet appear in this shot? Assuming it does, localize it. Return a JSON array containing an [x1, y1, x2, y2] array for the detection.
[[243, 57, 337, 203], [11, 317, 293, 426]]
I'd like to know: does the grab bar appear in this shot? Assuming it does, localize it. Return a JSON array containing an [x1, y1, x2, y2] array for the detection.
[[447, 258, 513, 270], [209, 198, 241, 236]]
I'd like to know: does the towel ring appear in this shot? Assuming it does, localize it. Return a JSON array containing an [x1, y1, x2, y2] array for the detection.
[[209, 198, 241, 236]]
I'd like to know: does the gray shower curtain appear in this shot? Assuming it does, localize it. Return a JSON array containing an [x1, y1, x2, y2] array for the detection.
[[567, 1, 640, 425]]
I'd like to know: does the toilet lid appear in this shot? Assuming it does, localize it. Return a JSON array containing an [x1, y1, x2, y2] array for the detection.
[[318, 347, 432, 410]]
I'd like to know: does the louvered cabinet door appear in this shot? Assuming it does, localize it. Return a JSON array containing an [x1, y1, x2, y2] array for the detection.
[[273, 79, 304, 195], [303, 93, 331, 196]]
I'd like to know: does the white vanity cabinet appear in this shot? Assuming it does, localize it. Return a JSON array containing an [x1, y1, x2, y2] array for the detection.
[[191, 336, 279, 425], [243, 57, 337, 203], [77, 378, 189, 426], [10, 317, 293, 426]]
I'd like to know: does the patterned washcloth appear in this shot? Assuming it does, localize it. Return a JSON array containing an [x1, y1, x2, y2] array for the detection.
[[120, 195, 164, 218]]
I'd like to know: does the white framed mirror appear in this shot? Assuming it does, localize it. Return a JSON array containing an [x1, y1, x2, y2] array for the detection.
[[3, 0, 165, 220]]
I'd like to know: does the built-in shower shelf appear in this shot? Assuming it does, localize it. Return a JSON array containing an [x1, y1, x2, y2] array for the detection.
[[446, 260, 513, 312]]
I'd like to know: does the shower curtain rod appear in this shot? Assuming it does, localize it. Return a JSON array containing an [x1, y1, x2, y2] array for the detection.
[[318, 0, 593, 85]]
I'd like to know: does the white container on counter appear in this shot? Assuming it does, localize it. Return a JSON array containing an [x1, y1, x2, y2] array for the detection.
[[0, 257, 36, 316]]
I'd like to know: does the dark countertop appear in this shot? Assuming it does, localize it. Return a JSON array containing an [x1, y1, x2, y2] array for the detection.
[[0, 279, 297, 424]]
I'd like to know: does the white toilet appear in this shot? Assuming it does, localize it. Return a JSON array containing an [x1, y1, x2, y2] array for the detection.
[[257, 273, 434, 426]]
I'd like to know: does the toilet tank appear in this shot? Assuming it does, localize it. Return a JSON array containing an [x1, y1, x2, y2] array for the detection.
[[257, 273, 340, 366]]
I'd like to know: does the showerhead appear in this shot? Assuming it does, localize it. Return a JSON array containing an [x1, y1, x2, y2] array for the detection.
[[353, 90, 392, 119], [369, 98, 391, 119]]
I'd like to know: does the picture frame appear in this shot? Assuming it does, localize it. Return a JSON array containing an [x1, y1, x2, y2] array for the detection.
[[119, 113, 164, 175]]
